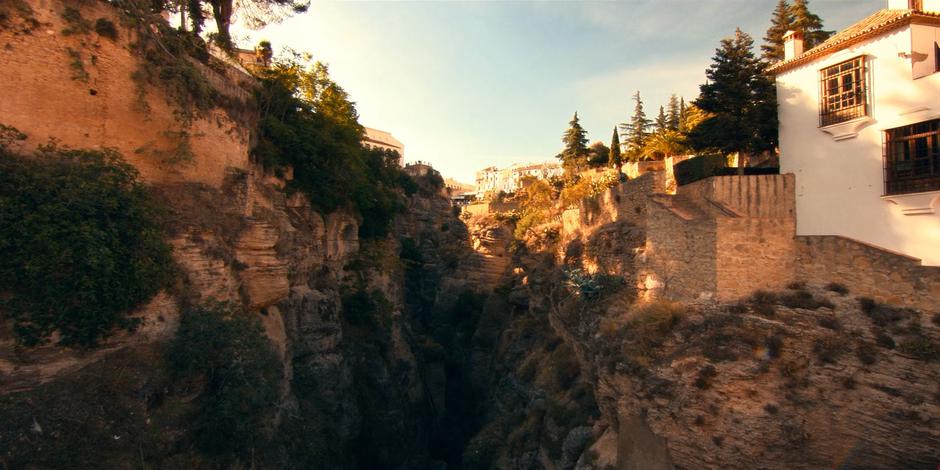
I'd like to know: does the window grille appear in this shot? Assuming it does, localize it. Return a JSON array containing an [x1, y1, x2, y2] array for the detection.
[[884, 118, 940, 195], [819, 57, 869, 127]]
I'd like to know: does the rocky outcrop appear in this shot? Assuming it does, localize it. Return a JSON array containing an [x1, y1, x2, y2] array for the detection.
[[461, 215, 513, 288]]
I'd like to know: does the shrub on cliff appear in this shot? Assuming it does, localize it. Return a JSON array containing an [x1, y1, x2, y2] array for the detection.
[[0, 144, 174, 346], [167, 303, 282, 459], [252, 53, 412, 238]]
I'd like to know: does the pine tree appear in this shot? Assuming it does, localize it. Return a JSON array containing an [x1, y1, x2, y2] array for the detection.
[[791, 0, 833, 50], [762, 0, 793, 62], [678, 97, 687, 131], [666, 94, 681, 131], [654, 106, 668, 133], [688, 29, 778, 172], [608, 126, 622, 170], [621, 91, 651, 162], [560, 112, 589, 173]]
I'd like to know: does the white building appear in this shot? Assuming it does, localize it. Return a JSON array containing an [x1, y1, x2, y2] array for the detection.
[[474, 162, 564, 197], [770, 0, 940, 265], [362, 127, 404, 165]]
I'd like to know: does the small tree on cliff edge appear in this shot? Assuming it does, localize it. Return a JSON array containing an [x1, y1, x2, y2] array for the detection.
[[560, 112, 589, 174], [688, 29, 778, 173], [608, 127, 623, 172]]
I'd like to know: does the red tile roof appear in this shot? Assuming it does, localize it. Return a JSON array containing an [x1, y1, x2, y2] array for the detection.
[[769, 9, 940, 74]]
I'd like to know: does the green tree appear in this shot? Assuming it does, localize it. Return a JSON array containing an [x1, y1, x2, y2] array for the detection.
[[621, 91, 651, 162], [167, 303, 282, 459], [666, 94, 681, 131], [608, 126, 622, 170], [169, 0, 309, 49], [654, 105, 668, 133], [688, 29, 778, 172], [762, 0, 793, 62], [560, 112, 589, 173], [588, 141, 611, 168], [252, 52, 409, 238], [642, 129, 687, 161], [791, 0, 832, 50]]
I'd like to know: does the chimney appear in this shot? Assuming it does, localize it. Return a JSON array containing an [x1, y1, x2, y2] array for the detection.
[[783, 30, 804, 61]]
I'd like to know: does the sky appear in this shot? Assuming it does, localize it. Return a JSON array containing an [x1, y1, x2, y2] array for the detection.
[[235, 0, 884, 183]]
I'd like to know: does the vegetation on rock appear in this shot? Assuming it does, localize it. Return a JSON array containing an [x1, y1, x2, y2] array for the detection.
[[252, 52, 414, 238], [0, 141, 174, 346]]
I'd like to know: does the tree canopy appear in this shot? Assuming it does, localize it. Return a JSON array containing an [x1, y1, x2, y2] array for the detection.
[[252, 52, 412, 238], [560, 112, 590, 173], [688, 29, 778, 167], [762, 0, 793, 62], [761, 0, 833, 62], [791, 0, 832, 50], [159, 0, 309, 49], [608, 127, 622, 169], [621, 91, 651, 162]]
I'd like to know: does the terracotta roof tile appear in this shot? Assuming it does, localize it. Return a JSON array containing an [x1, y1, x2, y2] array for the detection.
[[769, 9, 940, 74]]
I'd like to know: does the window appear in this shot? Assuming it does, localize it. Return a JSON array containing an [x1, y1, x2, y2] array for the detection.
[[819, 57, 869, 127], [884, 118, 940, 195]]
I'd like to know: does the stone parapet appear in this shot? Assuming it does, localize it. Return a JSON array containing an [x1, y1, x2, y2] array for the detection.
[[796, 235, 940, 313]]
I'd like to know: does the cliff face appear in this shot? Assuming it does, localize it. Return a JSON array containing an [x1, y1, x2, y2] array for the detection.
[[456, 175, 940, 469]]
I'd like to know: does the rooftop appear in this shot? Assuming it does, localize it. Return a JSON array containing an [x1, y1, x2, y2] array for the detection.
[[769, 9, 940, 74]]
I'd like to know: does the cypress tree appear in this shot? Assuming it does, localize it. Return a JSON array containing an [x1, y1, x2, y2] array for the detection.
[[560, 112, 589, 173], [654, 106, 668, 133], [688, 29, 778, 172], [622, 91, 651, 161], [791, 0, 833, 50], [666, 94, 681, 131], [762, 0, 793, 62], [608, 126, 622, 170]]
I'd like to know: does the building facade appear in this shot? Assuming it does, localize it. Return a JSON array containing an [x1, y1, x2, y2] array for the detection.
[[770, 0, 940, 265], [362, 127, 404, 165], [474, 162, 564, 197]]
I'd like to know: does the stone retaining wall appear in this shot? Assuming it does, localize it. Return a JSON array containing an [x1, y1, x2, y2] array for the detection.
[[0, 0, 252, 187], [796, 235, 940, 313]]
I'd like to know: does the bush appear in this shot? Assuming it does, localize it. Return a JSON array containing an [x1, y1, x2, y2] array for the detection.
[[748, 290, 777, 316], [779, 289, 834, 310], [94, 18, 118, 39], [874, 330, 896, 349], [826, 282, 849, 295], [817, 315, 842, 331], [694, 364, 717, 389], [898, 336, 938, 361], [167, 304, 282, 458], [0, 145, 174, 346], [673, 154, 727, 186], [855, 340, 878, 365], [858, 297, 913, 326], [813, 333, 850, 364]]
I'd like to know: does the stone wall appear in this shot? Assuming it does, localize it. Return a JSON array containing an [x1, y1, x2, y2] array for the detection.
[[636, 175, 797, 302], [641, 200, 717, 300], [796, 235, 940, 313], [715, 217, 796, 300], [0, 0, 251, 188]]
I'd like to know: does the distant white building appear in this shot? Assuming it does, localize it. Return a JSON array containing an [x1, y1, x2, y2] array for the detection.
[[474, 162, 564, 197], [362, 127, 404, 165], [769, 0, 940, 265]]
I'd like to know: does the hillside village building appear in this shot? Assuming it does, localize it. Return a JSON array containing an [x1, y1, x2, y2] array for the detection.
[[769, 0, 940, 265], [362, 127, 405, 165], [474, 162, 564, 197]]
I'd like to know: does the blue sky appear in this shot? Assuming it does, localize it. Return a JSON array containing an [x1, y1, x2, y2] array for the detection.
[[237, 0, 883, 182]]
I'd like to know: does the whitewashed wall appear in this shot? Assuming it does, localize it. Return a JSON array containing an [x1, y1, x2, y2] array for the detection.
[[776, 25, 940, 265]]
